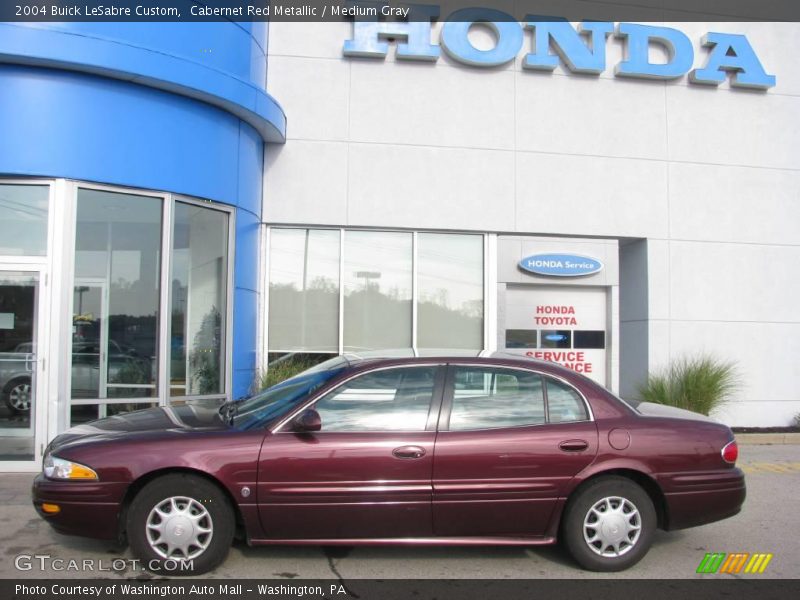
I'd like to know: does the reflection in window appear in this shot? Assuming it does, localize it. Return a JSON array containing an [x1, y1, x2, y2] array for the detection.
[[343, 231, 412, 351], [0, 184, 48, 256], [170, 202, 229, 397], [450, 367, 545, 430], [314, 366, 435, 432], [268, 229, 340, 353], [73, 189, 161, 401], [573, 330, 606, 349], [0, 272, 38, 460], [546, 378, 589, 423], [540, 330, 571, 349], [417, 233, 483, 349], [505, 329, 537, 349]]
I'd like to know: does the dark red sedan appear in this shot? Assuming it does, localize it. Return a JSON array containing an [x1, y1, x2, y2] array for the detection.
[[32, 355, 745, 574]]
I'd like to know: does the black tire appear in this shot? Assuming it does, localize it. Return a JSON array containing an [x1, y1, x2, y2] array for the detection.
[[562, 476, 656, 572], [127, 473, 235, 575], [3, 377, 32, 413]]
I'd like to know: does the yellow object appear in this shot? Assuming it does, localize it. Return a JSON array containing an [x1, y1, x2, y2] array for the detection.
[[69, 463, 98, 479], [41, 503, 60, 514]]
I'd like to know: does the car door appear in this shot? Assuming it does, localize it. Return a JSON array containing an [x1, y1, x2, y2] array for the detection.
[[257, 364, 444, 540], [432, 364, 598, 537]]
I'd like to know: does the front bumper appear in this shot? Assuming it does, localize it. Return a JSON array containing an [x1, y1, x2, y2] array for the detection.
[[31, 473, 128, 540]]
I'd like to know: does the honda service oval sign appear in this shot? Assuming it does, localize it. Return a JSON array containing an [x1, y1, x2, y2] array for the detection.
[[519, 253, 603, 277]]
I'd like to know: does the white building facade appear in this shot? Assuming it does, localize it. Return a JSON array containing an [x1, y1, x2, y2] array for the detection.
[[261, 19, 800, 427]]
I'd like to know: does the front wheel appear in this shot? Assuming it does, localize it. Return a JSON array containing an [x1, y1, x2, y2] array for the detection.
[[562, 476, 656, 572], [3, 377, 32, 413], [127, 473, 235, 575]]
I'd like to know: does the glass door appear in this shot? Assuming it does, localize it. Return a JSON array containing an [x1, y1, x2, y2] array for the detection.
[[0, 270, 44, 463]]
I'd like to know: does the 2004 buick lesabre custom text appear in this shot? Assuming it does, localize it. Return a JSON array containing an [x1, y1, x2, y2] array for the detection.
[[32, 355, 745, 574]]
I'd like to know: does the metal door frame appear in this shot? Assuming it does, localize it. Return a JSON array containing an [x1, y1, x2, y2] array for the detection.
[[0, 265, 49, 471]]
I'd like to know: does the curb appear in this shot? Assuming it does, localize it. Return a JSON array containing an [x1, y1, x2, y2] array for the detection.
[[736, 433, 800, 445]]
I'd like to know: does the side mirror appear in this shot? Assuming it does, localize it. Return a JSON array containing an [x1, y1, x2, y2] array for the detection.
[[292, 408, 321, 433]]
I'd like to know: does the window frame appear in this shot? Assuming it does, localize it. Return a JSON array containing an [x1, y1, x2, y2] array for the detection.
[[438, 363, 594, 432], [65, 181, 235, 423], [272, 363, 447, 434], [263, 226, 487, 357]]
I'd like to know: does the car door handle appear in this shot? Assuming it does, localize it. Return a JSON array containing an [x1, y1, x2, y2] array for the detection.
[[559, 439, 589, 452], [392, 445, 426, 459]]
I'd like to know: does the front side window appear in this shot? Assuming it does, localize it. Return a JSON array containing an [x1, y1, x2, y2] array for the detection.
[[313, 366, 437, 432], [449, 367, 545, 431]]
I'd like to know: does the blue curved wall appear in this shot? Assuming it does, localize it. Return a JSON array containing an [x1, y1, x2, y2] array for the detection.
[[0, 22, 286, 399]]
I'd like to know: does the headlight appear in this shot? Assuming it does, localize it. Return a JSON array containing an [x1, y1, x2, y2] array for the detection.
[[43, 455, 98, 480]]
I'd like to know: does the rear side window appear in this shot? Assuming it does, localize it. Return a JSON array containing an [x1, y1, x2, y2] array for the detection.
[[449, 367, 545, 431], [546, 377, 589, 423], [313, 366, 437, 432]]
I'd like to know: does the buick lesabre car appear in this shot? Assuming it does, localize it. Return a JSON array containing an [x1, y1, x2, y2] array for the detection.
[[33, 355, 745, 574]]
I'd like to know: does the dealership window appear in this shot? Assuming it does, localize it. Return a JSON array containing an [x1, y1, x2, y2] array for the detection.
[[417, 233, 483, 349], [72, 189, 161, 417], [0, 184, 49, 257], [268, 229, 340, 353], [266, 228, 485, 356], [169, 202, 230, 397], [343, 231, 412, 351], [70, 187, 231, 424]]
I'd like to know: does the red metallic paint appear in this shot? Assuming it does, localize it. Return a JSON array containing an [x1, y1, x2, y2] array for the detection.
[[257, 430, 436, 538], [432, 421, 598, 536]]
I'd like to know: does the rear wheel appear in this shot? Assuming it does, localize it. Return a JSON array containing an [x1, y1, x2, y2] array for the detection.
[[562, 476, 656, 572], [127, 473, 234, 575]]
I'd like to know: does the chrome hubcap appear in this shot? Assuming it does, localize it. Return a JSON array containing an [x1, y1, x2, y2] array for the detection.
[[146, 496, 213, 560], [9, 383, 31, 411], [583, 496, 642, 557]]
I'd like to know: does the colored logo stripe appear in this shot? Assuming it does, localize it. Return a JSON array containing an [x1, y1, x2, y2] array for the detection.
[[744, 553, 773, 574], [720, 553, 749, 573], [697, 552, 773, 574], [697, 553, 726, 573]]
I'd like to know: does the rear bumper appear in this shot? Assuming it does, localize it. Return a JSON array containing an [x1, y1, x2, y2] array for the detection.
[[31, 474, 128, 540], [662, 468, 746, 530]]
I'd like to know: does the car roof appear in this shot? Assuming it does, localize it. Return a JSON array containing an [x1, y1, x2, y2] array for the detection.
[[338, 351, 580, 378]]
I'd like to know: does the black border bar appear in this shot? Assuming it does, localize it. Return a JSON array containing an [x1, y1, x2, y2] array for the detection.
[[3, 1, 800, 22]]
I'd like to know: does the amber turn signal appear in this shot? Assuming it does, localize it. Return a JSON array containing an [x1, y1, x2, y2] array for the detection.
[[41, 503, 61, 514]]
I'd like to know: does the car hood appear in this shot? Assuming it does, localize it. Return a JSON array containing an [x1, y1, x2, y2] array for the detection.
[[46, 404, 229, 454], [635, 402, 719, 423]]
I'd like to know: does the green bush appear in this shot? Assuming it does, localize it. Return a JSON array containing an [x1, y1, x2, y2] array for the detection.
[[638, 355, 739, 416], [253, 354, 322, 392]]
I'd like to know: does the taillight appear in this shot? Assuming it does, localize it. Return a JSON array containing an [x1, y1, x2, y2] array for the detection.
[[722, 440, 738, 464]]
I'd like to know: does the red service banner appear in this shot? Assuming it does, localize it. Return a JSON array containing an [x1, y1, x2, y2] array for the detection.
[[526, 350, 593, 374]]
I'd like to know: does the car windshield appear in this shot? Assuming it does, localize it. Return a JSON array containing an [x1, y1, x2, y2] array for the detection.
[[231, 361, 348, 431]]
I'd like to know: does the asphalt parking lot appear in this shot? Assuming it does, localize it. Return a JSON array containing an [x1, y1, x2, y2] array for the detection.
[[1, 444, 797, 580]]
